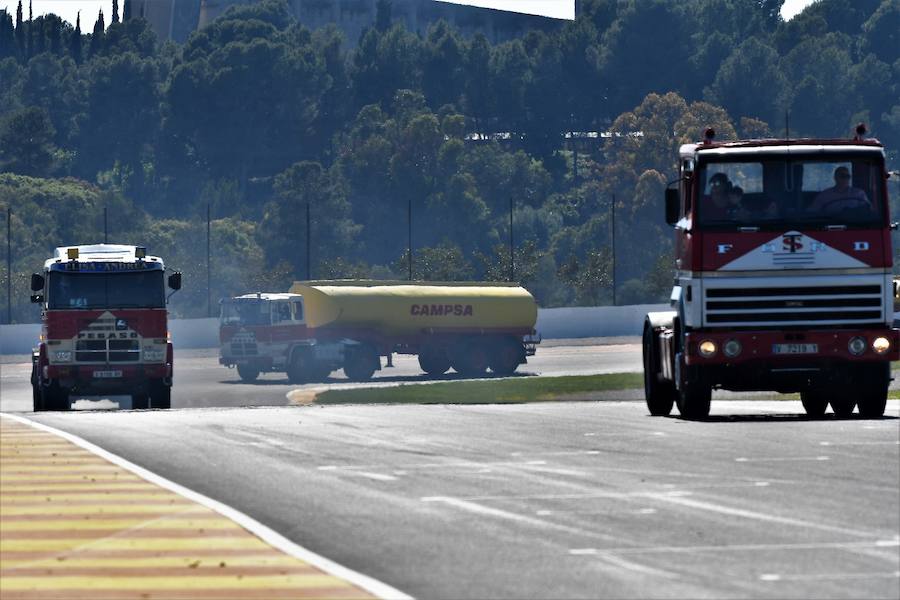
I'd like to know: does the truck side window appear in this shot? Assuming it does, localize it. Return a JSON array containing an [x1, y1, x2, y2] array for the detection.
[[292, 301, 303, 322]]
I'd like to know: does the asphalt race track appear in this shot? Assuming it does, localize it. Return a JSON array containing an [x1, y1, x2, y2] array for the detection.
[[2, 342, 899, 599]]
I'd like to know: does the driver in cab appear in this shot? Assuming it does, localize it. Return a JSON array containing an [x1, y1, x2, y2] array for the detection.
[[808, 166, 873, 215]]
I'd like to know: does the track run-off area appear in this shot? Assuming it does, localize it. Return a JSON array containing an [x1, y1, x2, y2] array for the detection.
[[1, 341, 899, 599]]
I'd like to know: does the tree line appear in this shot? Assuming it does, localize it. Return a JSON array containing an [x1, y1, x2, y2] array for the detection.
[[0, 0, 898, 322]]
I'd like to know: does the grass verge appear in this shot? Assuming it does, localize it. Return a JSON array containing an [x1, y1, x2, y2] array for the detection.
[[314, 373, 644, 405]]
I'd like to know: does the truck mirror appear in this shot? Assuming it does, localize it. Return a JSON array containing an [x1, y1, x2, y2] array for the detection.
[[30, 294, 44, 304], [665, 188, 680, 225], [168, 272, 182, 290], [30, 273, 44, 291]]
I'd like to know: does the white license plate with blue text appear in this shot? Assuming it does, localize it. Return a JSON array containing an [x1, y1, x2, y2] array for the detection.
[[92, 370, 123, 378], [772, 343, 818, 355]]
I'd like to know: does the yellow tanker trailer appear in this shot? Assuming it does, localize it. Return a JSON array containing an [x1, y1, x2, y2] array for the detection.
[[219, 280, 539, 383]]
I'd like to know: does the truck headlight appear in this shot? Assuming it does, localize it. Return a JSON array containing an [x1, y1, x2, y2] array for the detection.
[[848, 337, 867, 356], [723, 339, 742, 358], [698, 340, 717, 358], [53, 350, 72, 362], [872, 337, 891, 355], [143, 349, 165, 362]]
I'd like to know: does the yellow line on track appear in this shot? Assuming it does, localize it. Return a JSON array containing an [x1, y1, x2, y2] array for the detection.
[[0, 416, 379, 599]]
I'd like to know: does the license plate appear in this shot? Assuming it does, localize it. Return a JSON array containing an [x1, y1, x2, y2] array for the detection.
[[772, 343, 818, 355], [93, 370, 123, 378]]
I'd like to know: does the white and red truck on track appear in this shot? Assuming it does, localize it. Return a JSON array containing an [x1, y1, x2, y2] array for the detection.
[[30, 244, 182, 411], [643, 127, 899, 419]]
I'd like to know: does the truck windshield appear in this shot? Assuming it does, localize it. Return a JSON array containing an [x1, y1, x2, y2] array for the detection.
[[48, 271, 166, 309], [696, 157, 885, 229], [220, 299, 271, 326]]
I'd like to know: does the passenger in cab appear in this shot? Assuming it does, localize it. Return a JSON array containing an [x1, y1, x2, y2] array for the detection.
[[808, 166, 873, 215]]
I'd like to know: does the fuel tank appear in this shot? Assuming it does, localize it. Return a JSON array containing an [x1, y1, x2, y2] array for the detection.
[[288, 280, 538, 337]]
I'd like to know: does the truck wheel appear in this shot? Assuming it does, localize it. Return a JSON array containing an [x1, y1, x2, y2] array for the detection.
[[829, 395, 856, 418], [150, 382, 171, 410], [41, 384, 70, 411], [32, 385, 44, 412], [857, 365, 889, 418], [488, 338, 522, 376], [800, 392, 828, 418], [237, 365, 260, 382], [643, 327, 675, 416], [677, 383, 711, 420], [453, 344, 488, 377], [418, 346, 450, 376], [345, 345, 377, 381], [287, 351, 307, 384], [132, 392, 149, 410]]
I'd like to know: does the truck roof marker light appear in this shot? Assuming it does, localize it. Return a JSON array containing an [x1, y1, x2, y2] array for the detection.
[[67, 248, 79, 260], [135, 247, 146, 259], [848, 337, 867, 356], [854, 123, 867, 141], [872, 337, 890, 355], [699, 340, 717, 358], [703, 128, 715, 145]]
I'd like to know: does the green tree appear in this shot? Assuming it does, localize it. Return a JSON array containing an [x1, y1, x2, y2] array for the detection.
[[861, 0, 900, 65], [0, 107, 56, 176], [705, 38, 788, 127], [69, 11, 82, 63]]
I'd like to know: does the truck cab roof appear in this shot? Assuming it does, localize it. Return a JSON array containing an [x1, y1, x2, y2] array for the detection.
[[229, 293, 302, 302], [681, 138, 885, 160], [45, 244, 164, 270]]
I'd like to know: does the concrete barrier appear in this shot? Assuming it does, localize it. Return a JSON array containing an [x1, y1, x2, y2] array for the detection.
[[1, 307, 672, 355]]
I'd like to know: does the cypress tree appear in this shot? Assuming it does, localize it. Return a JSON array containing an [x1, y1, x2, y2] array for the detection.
[[26, 0, 32, 59], [35, 16, 45, 55], [14, 1, 23, 59], [90, 9, 104, 57], [0, 10, 14, 59], [49, 16, 61, 55], [70, 11, 82, 64], [112, 0, 119, 24], [123, 0, 132, 22]]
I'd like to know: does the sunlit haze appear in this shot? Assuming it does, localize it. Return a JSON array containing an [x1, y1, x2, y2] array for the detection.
[[1, 0, 817, 28]]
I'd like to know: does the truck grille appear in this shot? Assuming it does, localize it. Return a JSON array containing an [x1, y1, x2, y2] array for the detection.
[[705, 284, 884, 327], [230, 341, 258, 356], [75, 339, 140, 362]]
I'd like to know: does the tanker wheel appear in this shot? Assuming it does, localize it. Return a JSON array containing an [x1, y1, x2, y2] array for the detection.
[[149, 381, 171, 410], [829, 394, 856, 419], [344, 345, 377, 381], [454, 343, 489, 377], [287, 351, 310, 384], [237, 364, 260, 382], [800, 391, 828, 418], [488, 338, 522, 376], [418, 346, 450, 376], [643, 327, 675, 416]]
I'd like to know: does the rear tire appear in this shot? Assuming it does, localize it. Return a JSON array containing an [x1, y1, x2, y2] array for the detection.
[[32, 385, 45, 412], [453, 342, 489, 377], [857, 365, 889, 419], [41, 384, 70, 411], [643, 327, 675, 416], [800, 391, 829, 418], [829, 394, 856, 418], [132, 392, 149, 410], [488, 337, 523, 376], [418, 346, 450, 376], [237, 365, 260, 382]]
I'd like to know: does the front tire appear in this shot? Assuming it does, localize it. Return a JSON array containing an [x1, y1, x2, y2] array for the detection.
[[643, 327, 675, 416], [678, 383, 711, 420], [149, 381, 171, 410], [488, 337, 523, 376], [237, 364, 260, 382], [829, 394, 856, 418], [344, 345, 378, 381], [418, 345, 451, 376], [32, 385, 45, 412], [453, 342, 489, 377]]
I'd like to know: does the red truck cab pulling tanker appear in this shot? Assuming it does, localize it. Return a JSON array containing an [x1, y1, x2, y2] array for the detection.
[[30, 244, 182, 411], [643, 128, 899, 419]]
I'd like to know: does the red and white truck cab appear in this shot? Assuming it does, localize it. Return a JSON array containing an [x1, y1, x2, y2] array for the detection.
[[643, 128, 899, 419], [30, 244, 182, 411]]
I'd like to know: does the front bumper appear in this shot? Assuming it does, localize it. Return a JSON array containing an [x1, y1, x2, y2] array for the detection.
[[684, 327, 900, 366], [46, 364, 170, 394]]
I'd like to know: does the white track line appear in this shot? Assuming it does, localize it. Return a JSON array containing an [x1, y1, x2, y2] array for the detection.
[[1, 413, 412, 600]]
